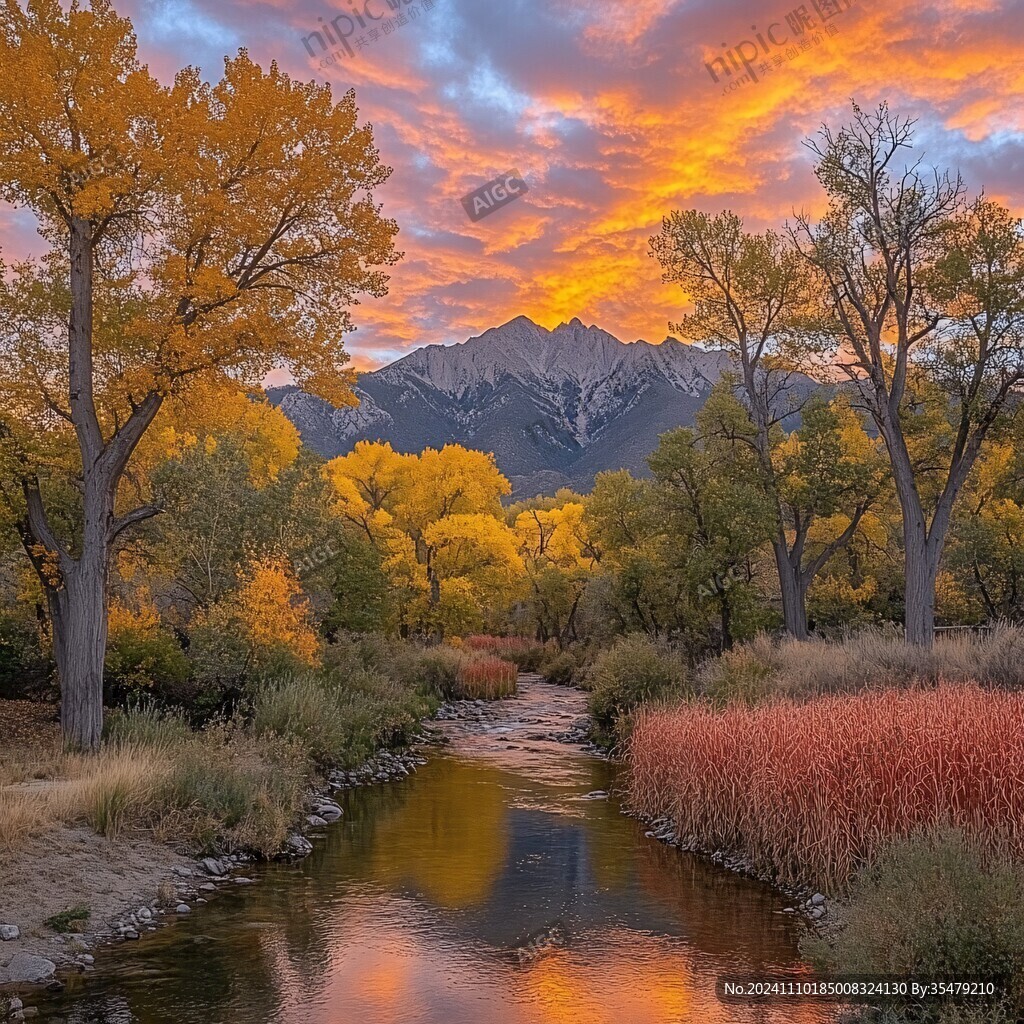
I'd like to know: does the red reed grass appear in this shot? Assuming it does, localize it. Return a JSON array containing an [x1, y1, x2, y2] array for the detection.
[[464, 635, 534, 655], [455, 655, 518, 700], [626, 684, 1024, 890]]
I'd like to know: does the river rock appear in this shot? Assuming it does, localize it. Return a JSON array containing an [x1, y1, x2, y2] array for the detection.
[[199, 883, 216, 892], [314, 803, 342, 822], [123, 929, 140, 941], [201, 857, 227, 876], [175, 904, 191, 914], [1, 953, 56, 984], [0, 924, 20, 941], [306, 815, 328, 827], [810, 893, 826, 906], [285, 834, 313, 857]]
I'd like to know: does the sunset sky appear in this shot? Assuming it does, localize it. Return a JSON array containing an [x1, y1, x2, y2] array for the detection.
[[4, 0, 1023, 369]]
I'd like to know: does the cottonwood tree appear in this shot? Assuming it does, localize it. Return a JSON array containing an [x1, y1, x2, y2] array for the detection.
[[650, 212, 844, 638], [0, 0, 399, 747], [790, 102, 1024, 646]]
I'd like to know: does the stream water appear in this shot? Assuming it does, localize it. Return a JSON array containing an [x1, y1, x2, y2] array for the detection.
[[29, 678, 831, 1023]]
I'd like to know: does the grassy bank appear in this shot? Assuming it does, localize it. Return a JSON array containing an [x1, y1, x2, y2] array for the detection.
[[0, 638, 519, 859], [614, 627, 1024, 1023]]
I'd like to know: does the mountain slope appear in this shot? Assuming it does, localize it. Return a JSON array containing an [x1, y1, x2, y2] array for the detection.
[[269, 316, 732, 496]]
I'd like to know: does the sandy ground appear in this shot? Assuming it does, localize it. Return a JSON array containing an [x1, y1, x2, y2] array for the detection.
[[0, 825, 191, 972], [0, 699, 194, 983]]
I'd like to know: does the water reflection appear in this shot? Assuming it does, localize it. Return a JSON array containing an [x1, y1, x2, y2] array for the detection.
[[33, 692, 833, 1024]]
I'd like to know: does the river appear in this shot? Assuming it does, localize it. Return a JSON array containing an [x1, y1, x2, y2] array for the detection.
[[28, 677, 831, 1023]]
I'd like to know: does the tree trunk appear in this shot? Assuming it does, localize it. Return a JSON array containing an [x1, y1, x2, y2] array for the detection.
[[772, 539, 809, 640], [904, 533, 941, 648], [51, 556, 108, 751], [719, 592, 733, 652]]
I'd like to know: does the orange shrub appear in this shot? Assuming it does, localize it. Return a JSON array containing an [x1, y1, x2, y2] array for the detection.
[[626, 685, 1024, 890], [455, 655, 518, 700]]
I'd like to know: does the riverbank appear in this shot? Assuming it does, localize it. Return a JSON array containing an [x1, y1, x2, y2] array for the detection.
[[23, 674, 818, 1024]]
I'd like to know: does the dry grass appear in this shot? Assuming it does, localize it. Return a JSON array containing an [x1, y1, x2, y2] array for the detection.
[[698, 624, 1024, 703], [0, 744, 166, 852], [626, 684, 1024, 891]]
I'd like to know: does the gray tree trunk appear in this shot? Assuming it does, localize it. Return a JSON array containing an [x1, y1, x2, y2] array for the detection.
[[773, 539, 809, 640], [51, 554, 108, 750]]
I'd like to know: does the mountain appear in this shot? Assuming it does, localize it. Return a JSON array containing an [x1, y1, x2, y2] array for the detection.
[[268, 316, 733, 497]]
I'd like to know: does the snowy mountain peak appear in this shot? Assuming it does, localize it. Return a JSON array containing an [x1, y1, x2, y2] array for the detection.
[[271, 316, 733, 496]]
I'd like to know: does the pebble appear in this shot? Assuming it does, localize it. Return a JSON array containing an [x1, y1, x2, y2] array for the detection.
[[0, 924, 20, 941], [175, 904, 191, 914], [233, 878, 255, 885], [199, 883, 216, 892]]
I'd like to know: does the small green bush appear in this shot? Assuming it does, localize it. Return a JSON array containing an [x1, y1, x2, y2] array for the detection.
[[159, 724, 307, 855], [415, 647, 465, 698], [697, 632, 779, 705], [45, 905, 90, 933], [540, 649, 577, 687], [251, 666, 436, 769], [104, 622, 190, 699], [105, 703, 193, 749], [804, 830, 1024, 1023], [586, 634, 689, 744]]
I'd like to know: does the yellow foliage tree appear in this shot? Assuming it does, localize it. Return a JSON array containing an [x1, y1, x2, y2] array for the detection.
[[325, 443, 516, 635], [0, 0, 398, 747], [235, 557, 320, 667]]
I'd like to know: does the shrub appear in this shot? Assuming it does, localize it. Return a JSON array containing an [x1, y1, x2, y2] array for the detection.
[[251, 666, 435, 770], [412, 646, 464, 698], [45, 905, 91, 933], [804, 830, 1024, 1022], [627, 685, 1024, 890], [540, 649, 577, 687], [0, 612, 53, 699], [698, 624, 1024, 703], [105, 703, 193, 749], [586, 635, 689, 743], [155, 725, 306, 855], [106, 709, 306, 855], [105, 605, 190, 701]]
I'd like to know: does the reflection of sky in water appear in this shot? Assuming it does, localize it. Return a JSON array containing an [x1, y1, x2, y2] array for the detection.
[[32, 682, 835, 1024]]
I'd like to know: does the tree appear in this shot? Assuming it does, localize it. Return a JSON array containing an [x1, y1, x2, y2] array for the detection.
[[650, 210, 823, 638], [324, 443, 514, 636], [649, 407, 776, 650], [790, 102, 1024, 646], [0, 0, 398, 747], [514, 501, 597, 643], [766, 394, 887, 630]]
